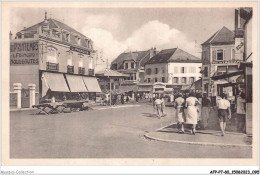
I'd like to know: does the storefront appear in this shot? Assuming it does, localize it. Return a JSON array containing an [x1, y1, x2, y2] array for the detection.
[[41, 71, 101, 102]]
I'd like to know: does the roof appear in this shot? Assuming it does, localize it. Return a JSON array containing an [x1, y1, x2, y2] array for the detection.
[[145, 48, 201, 65], [95, 68, 129, 77], [20, 18, 88, 38], [201, 26, 235, 46], [111, 50, 152, 70], [17, 18, 92, 49]]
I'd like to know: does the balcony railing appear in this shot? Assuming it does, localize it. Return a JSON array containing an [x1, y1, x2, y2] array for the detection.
[[88, 69, 94, 76], [46, 62, 59, 71], [67, 65, 74, 74], [78, 67, 85, 75]]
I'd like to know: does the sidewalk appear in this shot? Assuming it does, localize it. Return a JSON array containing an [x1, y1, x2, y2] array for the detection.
[[144, 109, 252, 147]]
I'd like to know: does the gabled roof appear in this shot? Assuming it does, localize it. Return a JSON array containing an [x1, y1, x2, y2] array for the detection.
[[145, 48, 201, 65], [111, 50, 152, 70], [20, 18, 88, 38], [201, 26, 235, 46]]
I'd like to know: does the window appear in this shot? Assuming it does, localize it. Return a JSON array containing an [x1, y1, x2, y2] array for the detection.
[[47, 46, 58, 63], [88, 69, 94, 76], [112, 64, 117, 70], [232, 49, 235, 59], [67, 54, 73, 66], [189, 77, 195, 84], [131, 62, 135, 69], [204, 84, 208, 93], [78, 67, 85, 75], [133, 73, 136, 80], [146, 68, 151, 74], [173, 77, 179, 84], [181, 77, 186, 84], [162, 77, 165, 83], [67, 65, 74, 74], [155, 68, 158, 74], [181, 67, 185, 73], [204, 67, 209, 77], [162, 68, 165, 73], [154, 77, 158, 82], [63, 32, 70, 42], [228, 65, 238, 73], [217, 66, 227, 75], [202, 50, 208, 61], [216, 50, 224, 60], [174, 67, 178, 73], [189, 67, 196, 73], [125, 63, 128, 69], [147, 78, 151, 83]]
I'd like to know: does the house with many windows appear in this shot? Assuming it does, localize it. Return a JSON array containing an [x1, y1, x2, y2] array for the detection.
[[201, 26, 243, 96], [10, 13, 101, 108], [144, 48, 201, 91], [110, 48, 156, 93]]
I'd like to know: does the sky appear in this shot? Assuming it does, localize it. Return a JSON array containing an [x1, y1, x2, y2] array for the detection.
[[10, 7, 236, 70]]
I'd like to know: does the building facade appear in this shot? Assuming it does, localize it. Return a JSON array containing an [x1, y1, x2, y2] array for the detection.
[[110, 48, 156, 94], [10, 13, 100, 107], [144, 48, 201, 91], [201, 26, 243, 96]]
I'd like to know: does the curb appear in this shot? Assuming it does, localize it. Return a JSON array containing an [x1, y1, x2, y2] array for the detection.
[[158, 122, 248, 136], [144, 132, 252, 148]]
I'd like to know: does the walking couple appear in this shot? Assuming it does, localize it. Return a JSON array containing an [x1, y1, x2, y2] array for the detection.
[[154, 94, 166, 119], [174, 92, 201, 135]]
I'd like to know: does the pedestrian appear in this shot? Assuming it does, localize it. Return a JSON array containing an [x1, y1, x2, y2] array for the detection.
[[121, 93, 125, 104], [185, 92, 201, 135], [136, 93, 140, 103], [236, 92, 246, 133], [174, 93, 185, 133], [105, 93, 109, 106], [201, 93, 211, 129], [170, 93, 174, 104], [217, 93, 231, 136], [154, 96, 163, 119], [196, 93, 202, 129], [161, 94, 166, 117]]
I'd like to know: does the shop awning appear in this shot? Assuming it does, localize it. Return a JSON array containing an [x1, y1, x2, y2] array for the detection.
[[42, 72, 70, 92], [119, 85, 138, 92], [65, 74, 88, 92], [138, 85, 152, 92], [211, 70, 244, 80], [82, 77, 102, 93]]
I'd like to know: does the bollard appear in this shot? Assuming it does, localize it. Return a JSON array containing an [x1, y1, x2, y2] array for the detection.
[[28, 84, 36, 108], [13, 83, 22, 109]]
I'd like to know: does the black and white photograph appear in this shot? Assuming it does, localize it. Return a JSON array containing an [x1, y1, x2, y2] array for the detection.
[[1, 1, 259, 172]]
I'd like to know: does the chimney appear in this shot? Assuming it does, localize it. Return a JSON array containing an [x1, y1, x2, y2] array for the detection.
[[149, 48, 153, 58], [9, 31, 12, 40]]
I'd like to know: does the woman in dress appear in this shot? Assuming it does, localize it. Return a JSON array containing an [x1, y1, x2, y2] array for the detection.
[[185, 92, 201, 135], [174, 93, 185, 133]]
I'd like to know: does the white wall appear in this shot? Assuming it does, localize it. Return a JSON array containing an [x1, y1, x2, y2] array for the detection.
[[167, 62, 202, 84]]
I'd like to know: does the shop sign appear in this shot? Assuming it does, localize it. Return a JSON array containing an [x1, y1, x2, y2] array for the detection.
[[212, 60, 241, 64], [70, 46, 90, 55], [10, 41, 39, 65], [235, 38, 244, 54]]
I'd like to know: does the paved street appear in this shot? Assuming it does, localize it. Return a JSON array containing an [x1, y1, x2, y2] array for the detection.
[[10, 103, 252, 158]]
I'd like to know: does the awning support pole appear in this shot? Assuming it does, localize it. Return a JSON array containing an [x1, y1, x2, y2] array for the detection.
[[109, 77, 112, 106]]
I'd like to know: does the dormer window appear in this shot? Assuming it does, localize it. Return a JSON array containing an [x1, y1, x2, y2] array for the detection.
[[52, 29, 60, 39], [75, 35, 81, 45], [62, 32, 70, 42]]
